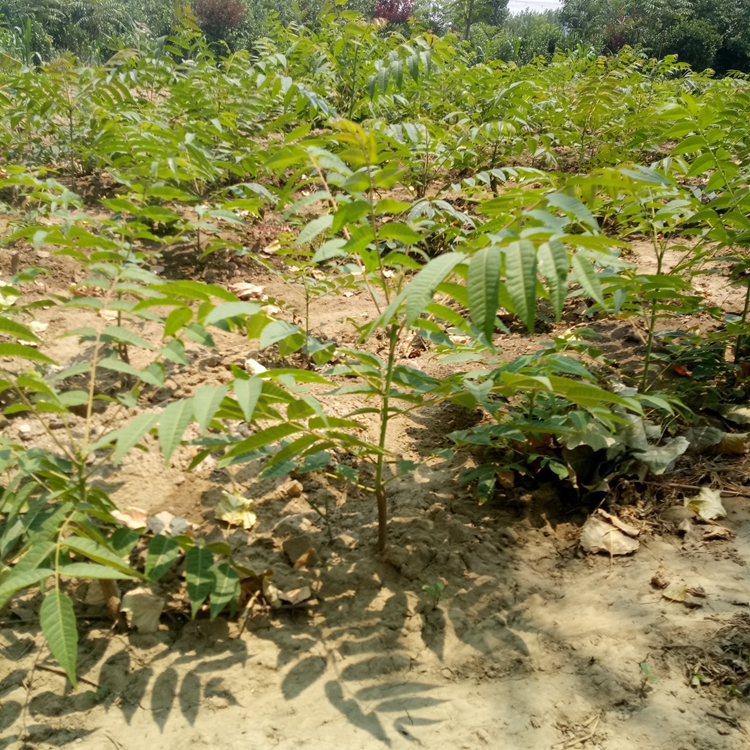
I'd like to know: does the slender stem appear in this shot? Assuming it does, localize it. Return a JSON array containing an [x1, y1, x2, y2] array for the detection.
[[368, 164, 390, 305], [308, 155, 382, 314], [736, 278, 750, 364], [347, 44, 360, 121], [375, 324, 399, 551], [6, 380, 75, 460], [641, 196, 663, 392]]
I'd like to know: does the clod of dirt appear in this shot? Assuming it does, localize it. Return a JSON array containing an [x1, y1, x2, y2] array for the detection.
[[278, 478, 304, 498], [271, 512, 318, 537], [283, 534, 318, 568], [121, 588, 165, 633], [685, 488, 726, 521], [579, 511, 640, 556], [704, 526, 733, 541], [651, 570, 671, 589], [332, 533, 357, 551], [496, 471, 515, 489], [660, 506, 696, 526]]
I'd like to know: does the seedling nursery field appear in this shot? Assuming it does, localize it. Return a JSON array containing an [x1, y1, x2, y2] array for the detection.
[[1, 6, 750, 749]]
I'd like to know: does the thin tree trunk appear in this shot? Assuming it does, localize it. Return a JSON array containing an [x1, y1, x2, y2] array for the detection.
[[464, 0, 475, 41]]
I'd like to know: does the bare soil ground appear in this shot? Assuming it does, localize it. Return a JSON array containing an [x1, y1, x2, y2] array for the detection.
[[1, 233, 749, 750]]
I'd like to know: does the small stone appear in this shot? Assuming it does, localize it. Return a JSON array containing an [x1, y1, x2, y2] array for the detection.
[[278, 478, 304, 498], [244, 358, 268, 375]]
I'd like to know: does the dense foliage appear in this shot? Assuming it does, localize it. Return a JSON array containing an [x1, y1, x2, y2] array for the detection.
[[2, 0, 750, 72], [2, 3, 750, 685]]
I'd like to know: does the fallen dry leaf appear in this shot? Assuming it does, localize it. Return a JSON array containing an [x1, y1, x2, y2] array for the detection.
[[82, 581, 119, 607], [121, 588, 164, 633], [261, 241, 280, 256], [229, 282, 265, 300], [596, 509, 640, 538], [579, 515, 640, 556], [111, 507, 148, 530], [261, 571, 281, 609], [279, 586, 312, 606], [717, 432, 748, 455], [685, 487, 726, 521], [147, 511, 190, 537], [662, 584, 687, 603], [215, 491, 257, 530], [719, 405, 750, 425]]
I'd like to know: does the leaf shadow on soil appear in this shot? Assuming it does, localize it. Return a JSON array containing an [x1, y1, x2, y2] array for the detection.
[[1, 405, 647, 747], [5, 617, 250, 741]]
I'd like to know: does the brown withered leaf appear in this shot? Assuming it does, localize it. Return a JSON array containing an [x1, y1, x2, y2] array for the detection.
[[717, 432, 748, 455], [279, 586, 312, 606], [580, 515, 640, 556]]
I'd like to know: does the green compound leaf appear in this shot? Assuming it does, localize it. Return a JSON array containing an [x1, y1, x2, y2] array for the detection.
[[40, 590, 78, 688], [185, 547, 214, 618]]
